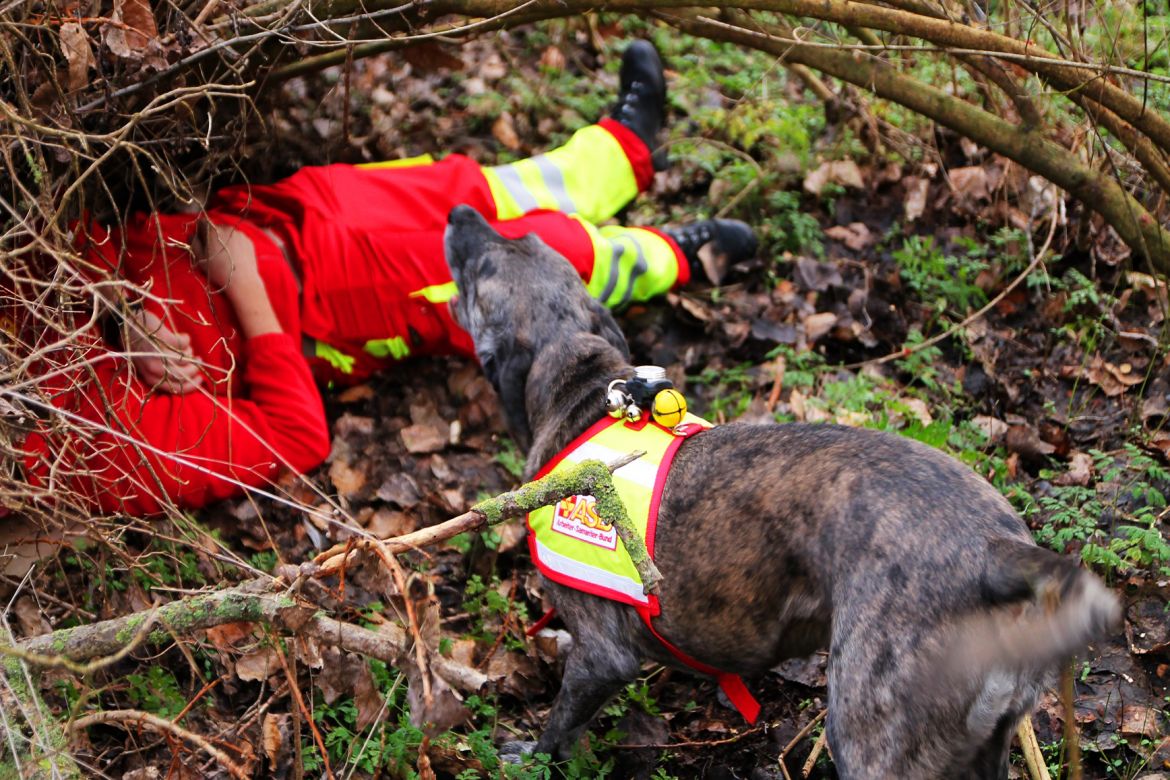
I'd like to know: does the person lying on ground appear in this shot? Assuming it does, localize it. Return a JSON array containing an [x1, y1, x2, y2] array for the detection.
[[8, 40, 759, 519]]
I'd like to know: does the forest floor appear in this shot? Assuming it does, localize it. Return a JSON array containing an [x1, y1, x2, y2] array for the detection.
[[6, 17, 1170, 780]]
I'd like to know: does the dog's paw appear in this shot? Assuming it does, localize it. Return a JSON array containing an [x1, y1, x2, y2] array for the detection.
[[498, 740, 538, 764]]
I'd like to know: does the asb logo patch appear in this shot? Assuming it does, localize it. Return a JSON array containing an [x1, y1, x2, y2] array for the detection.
[[551, 495, 618, 550]]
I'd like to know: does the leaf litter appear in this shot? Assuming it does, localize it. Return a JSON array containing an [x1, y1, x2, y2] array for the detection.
[[8, 24, 1170, 780]]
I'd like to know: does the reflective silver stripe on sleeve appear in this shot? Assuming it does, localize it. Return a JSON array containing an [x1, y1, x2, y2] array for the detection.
[[598, 238, 625, 306], [532, 155, 578, 215], [617, 240, 649, 307], [491, 164, 539, 214]]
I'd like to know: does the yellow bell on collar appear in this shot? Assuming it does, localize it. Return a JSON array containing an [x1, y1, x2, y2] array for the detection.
[[651, 388, 688, 428]]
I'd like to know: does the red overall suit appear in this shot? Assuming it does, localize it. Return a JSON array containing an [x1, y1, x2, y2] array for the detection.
[[17, 119, 688, 517]]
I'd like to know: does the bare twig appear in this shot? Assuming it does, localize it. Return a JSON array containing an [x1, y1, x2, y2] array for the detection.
[[801, 726, 828, 776], [1017, 716, 1053, 780], [778, 709, 827, 780], [68, 709, 249, 780]]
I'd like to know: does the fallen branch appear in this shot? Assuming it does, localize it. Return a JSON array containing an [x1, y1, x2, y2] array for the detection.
[[0, 453, 654, 776], [313, 452, 661, 591], [779, 708, 827, 780], [7, 454, 657, 664]]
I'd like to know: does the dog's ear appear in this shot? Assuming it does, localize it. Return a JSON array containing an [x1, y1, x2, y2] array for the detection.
[[482, 345, 533, 449], [586, 297, 631, 360]]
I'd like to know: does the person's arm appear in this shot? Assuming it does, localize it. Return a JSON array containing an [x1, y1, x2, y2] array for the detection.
[[73, 333, 331, 516], [59, 222, 331, 516]]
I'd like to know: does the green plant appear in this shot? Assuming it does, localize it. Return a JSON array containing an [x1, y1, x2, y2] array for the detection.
[[496, 437, 526, 479], [895, 329, 946, 392], [1033, 445, 1170, 577], [766, 189, 824, 256], [249, 550, 278, 573], [462, 574, 530, 651], [687, 361, 756, 419], [893, 235, 988, 318], [125, 666, 186, 719]]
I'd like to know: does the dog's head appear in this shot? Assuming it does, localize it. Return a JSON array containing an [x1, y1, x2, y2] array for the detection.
[[444, 205, 629, 449]]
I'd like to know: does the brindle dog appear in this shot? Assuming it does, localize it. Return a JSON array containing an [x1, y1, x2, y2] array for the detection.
[[443, 204, 1120, 779]]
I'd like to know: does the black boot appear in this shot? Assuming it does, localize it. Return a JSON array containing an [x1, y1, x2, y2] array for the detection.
[[611, 40, 667, 170], [667, 219, 758, 286]]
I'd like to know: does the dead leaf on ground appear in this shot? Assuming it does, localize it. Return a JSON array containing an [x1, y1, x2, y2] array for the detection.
[[366, 507, 415, 538], [1054, 451, 1094, 487], [205, 621, 256, 652], [445, 638, 478, 668], [972, 415, 1009, 444], [1150, 433, 1170, 462], [377, 472, 421, 507], [262, 713, 288, 772], [59, 23, 94, 93], [1127, 597, 1170, 656], [408, 669, 468, 736], [1120, 704, 1164, 738], [493, 518, 527, 553], [903, 176, 929, 223], [823, 222, 874, 251], [803, 160, 865, 195], [803, 311, 838, 344], [235, 647, 281, 682], [773, 654, 827, 688], [318, 647, 388, 730], [402, 424, 447, 453], [539, 45, 566, 70], [103, 0, 160, 60], [492, 112, 521, 151], [402, 42, 464, 72], [485, 648, 544, 698], [793, 257, 843, 292], [671, 292, 718, 323], [947, 166, 990, 204], [789, 388, 807, 421], [532, 627, 572, 664], [329, 458, 368, 497], [336, 383, 375, 403], [900, 398, 933, 426], [1086, 355, 1146, 397], [334, 412, 375, 437], [13, 596, 50, 637], [1005, 424, 1056, 461]]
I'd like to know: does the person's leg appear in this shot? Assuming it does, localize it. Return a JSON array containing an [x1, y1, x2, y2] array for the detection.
[[507, 213, 690, 308], [482, 119, 654, 226], [482, 41, 666, 225]]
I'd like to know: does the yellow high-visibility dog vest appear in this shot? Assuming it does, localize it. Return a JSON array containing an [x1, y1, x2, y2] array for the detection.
[[527, 414, 761, 723]]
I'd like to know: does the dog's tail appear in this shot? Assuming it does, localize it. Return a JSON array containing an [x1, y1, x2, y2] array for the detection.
[[949, 539, 1121, 673]]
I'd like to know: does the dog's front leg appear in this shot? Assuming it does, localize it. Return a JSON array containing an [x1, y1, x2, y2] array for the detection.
[[534, 636, 643, 759]]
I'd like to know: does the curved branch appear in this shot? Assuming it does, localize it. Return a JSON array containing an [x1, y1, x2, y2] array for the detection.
[[663, 10, 1170, 270]]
